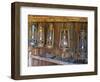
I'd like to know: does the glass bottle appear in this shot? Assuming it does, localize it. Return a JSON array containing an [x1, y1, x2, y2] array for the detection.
[[46, 23, 54, 48], [38, 23, 45, 47]]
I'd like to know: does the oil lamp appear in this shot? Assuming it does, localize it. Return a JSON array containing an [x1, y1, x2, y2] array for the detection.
[[30, 24, 37, 47], [38, 23, 45, 47], [46, 23, 54, 48], [79, 30, 87, 62], [59, 23, 69, 59]]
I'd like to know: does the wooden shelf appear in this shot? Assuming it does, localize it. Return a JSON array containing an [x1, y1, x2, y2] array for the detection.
[[28, 15, 87, 23], [31, 55, 73, 65]]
